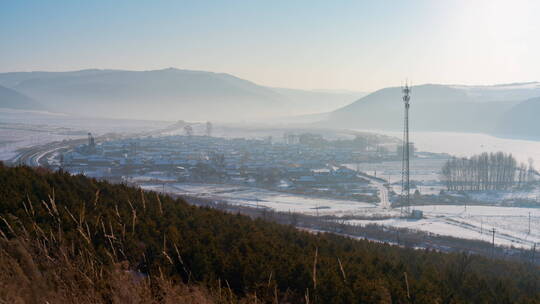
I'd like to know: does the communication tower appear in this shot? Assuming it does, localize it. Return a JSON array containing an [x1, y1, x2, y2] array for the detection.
[[401, 83, 411, 215]]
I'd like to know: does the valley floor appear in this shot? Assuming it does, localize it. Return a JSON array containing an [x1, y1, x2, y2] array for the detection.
[[141, 182, 540, 249], [3, 110, 540, 251]]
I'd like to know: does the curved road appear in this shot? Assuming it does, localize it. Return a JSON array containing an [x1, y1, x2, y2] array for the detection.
[[370, 178, 391, 209], [10, 122, 188, 168], [12, 138, 89, 167]]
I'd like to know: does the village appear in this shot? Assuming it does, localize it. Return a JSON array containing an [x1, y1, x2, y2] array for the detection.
[[58, 132, 409, 203]]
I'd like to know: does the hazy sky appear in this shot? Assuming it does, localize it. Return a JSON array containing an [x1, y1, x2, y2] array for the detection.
[[2, 0, 540, 91]]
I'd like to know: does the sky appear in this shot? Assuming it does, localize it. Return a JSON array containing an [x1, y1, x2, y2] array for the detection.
[[1, 0, 540, 92]]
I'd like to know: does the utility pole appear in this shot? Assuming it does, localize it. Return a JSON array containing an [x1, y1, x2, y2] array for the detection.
[[401, 82, 411, 215], [480, 217, 483, 235], [491, 228, 496, 258], [528, 212, 531, 234], [532, 243, 536, 264]]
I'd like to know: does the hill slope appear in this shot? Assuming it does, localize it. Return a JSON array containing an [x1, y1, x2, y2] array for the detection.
[[0, 164, 538, 303], [0, 69, 362, 121], [495, 96, 540, 139], [0, 85, 44, 110], [320, 84, 521, 132]]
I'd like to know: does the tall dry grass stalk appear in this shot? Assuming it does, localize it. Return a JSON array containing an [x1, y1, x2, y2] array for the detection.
[[312, 248, 318, 290], [404, 271, 410, 300], [337, 257, 347, 282], [156, 193, 164, 216]]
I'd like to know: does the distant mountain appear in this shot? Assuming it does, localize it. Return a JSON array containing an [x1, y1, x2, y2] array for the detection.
[[319, 84, 526, 132], [0, 85, 44, 110], [494, 96, 540, 139], [449, 82, 540, 102], [0, 68, 361, 121]]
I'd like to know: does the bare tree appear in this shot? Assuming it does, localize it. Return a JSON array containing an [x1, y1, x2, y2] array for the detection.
[[441, 152, 528, 191]]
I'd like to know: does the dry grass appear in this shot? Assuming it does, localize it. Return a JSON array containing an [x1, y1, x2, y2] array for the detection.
[[0, 191, 242, 304], [0, 236, 221, 304], [0, 188, 278, 304]]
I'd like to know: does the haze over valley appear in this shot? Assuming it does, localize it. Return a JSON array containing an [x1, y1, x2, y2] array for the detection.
[[2, 1, 540, 303], [0, 68, 365, 121], [3, 68, 540, 140]]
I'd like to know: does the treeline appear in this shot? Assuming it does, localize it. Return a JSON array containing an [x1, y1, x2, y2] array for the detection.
[[0, 164, 539, 303], [441, 152, 535, 191]]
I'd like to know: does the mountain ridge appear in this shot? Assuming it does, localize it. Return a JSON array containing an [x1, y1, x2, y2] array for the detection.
[[0, 68, 364, 121], [317, 83, 536, 135], [494, 96, 540, 139]]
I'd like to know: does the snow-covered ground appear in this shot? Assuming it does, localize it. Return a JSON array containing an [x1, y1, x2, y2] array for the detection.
[[141, 182, 540, 248], [345, 158, 447, 196], [0, 108, 169, 161], [349, 205, 540, 248], [141, 183, 391, 217], [466, 189, 540, 202], [346, 158, 447, 184], [0, 128, 81, 160]]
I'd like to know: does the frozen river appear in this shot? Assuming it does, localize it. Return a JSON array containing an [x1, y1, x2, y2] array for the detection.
[[362, 129, 540, 167]]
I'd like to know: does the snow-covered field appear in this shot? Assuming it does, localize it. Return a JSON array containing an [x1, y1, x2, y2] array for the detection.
[[466, 189, 540, 202], [345, 157, 447, 195], [346, 158, 447, 184], [349, 205, 540, 248], [141, 182, 540, 248], [141, 183, 391, 217], [0, 109, 169, 161], [0, 128, 81, 160]]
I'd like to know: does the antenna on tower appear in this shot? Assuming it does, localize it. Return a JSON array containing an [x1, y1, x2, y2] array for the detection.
[[401, 81, 411, 215], [206, 121, 213, 137]]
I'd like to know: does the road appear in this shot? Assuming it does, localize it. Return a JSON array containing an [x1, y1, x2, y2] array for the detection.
[[9, 121, 187, 168], [11, 137, 92, 167], [362, 175, 391, 209]]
